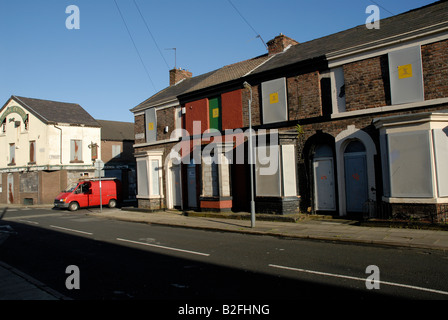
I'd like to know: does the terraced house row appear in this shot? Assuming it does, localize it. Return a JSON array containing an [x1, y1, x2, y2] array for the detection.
[[131, 1, 448, 222]]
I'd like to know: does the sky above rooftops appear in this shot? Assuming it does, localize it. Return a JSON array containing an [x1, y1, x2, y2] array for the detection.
[[0, 0, 437, 123]]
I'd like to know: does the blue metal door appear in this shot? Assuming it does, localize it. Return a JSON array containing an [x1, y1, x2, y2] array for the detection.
[[187, 163, 197, 208], [344, 154, 368, 213]]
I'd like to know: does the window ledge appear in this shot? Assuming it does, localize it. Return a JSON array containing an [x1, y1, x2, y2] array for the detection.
[[136, 195, 164, 199], [382, 196, 448, 204], [331, 97, 448, 119]]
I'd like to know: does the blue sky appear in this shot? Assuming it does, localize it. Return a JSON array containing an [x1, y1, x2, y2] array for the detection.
[[0, 0, 437, 123]]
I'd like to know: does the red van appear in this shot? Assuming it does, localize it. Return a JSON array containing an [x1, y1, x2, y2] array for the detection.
[[54, 178, 122, 211]]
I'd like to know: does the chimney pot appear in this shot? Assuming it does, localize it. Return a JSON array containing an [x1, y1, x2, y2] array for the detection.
[[169, 68, 192, 86], [267, 34, 299, 56]]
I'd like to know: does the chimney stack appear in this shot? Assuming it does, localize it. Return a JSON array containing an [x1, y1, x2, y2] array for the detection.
[[170, 68, 192, 86], [267, 33, 299, 55]]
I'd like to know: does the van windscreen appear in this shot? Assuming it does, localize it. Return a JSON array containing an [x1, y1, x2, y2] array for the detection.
[[64, 182, 79, 193]]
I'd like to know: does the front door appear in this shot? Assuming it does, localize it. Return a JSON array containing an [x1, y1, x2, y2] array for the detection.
[[344, 154, 368, 213], [187, 163, 197, 209], [171, 164, 182, 208], [313, 158, 336, 211]]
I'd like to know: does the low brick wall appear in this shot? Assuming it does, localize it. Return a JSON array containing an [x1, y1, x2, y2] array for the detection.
[[255, 196, 301, 215]]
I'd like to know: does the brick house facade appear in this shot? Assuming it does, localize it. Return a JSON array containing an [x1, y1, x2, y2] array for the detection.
[[132, 1, 448, 222]]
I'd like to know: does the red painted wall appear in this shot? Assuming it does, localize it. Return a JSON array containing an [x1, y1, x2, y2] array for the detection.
[[184, 98, 209, 135], [222, 89, 243, 130], [184, 90, 243, 135]]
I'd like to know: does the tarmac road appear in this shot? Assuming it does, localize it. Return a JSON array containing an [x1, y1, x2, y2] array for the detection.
[[1, 206, 448, 301]]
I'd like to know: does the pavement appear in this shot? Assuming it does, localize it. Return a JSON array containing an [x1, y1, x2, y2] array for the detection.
[[1, 205, 448, 300]]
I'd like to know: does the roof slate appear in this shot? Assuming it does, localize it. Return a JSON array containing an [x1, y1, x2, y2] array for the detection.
[[131, 1, 448, 112], [251, 1, 448, 74], [131, 54, 270, 112], [11, 96, 100, 127], [96, 119, 134, 141], [130, 71, 214, 113]]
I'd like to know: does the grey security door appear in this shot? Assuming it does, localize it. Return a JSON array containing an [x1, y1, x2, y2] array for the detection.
[[7, 173, 14, 204], [344, 141, 368, 213], [313, 145, 336, 211], [187, 160, 197, 209], [171, 164, 182, 208]]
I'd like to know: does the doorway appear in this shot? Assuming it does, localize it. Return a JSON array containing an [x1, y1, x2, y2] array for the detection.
[[313, 144, 336, 211], [170, 164, 182, 209], [187, 160, 197, 209], [344, 141, 368, 213], [7, 173, 14, 204]]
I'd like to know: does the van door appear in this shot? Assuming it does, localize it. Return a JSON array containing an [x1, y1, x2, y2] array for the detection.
[[87, 182, 99, 207], [77, 182, 90, 208]]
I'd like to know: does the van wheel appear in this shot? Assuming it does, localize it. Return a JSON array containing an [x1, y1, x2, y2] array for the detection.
[[108, 199, 117, 208], [68, 202, 79, 212]]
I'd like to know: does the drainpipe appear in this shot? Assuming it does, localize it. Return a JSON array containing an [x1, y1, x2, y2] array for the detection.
[[54, 125, 63, 165]]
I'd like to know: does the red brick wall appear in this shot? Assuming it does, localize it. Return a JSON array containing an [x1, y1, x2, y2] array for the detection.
[[343, 55, 389, 111], [156, 107, 175, 141], [242, 85, 261, 127], [134, 108, 176, 144], [422, 39, 448, 100], [134, 114, 145, 144], [288, 72, 322, 120]]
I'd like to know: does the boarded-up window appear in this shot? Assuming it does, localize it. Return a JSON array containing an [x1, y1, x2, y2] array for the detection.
[[145, 108, 157, 143], [388, 131, 432, 197], [388, 46, 424, 105], [151, 160, 160, 196], [208, 97, 222, 131], [433, 128, 448, 197], [71, 140, 82, 162], [29, 141, 36, 163], [137, 158, 149, 197], [261, 78, 288, 124], [136, 154, 163, 198], [255, 145, 281, 196], [112, 145, 121, 158], [9, 144, 15, 164]]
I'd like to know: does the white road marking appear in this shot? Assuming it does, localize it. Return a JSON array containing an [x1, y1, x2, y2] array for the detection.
[[116, 238, 210, 257], [268, 264, 448, 296], [50, 225, 93, 235], [18, 220, 39, 225]]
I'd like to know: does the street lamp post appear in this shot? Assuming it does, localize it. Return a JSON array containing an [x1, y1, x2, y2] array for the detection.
[[243, 81, 256, 228]]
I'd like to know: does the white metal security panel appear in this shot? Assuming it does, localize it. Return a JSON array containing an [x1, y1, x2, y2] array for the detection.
[[388, 131, 433, 198], [281, 145, 297, 197], [255, 145, 281, 196], [145, 108, 157, 143], [388, 46, 424, 105], [261, 78, 288, 125], [171, 164, 182, 207], [136, 158, 149, 197], [433, 129, 448, 197]]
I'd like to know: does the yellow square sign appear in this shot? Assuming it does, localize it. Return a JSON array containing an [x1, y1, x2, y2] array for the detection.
[[398, 64, 413, 79], [148, 122, 154, 131], [212, 108, 219, 118], [270, 92, 279, 104]]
